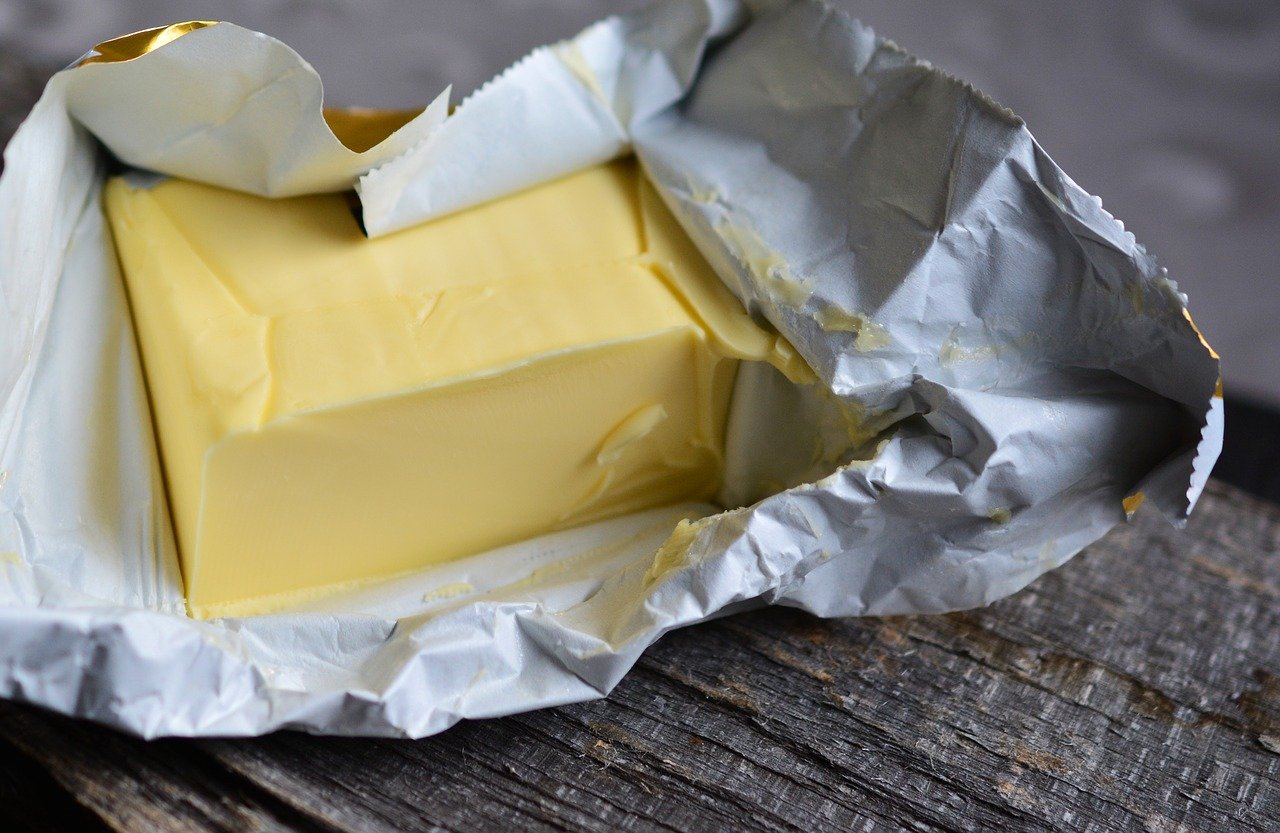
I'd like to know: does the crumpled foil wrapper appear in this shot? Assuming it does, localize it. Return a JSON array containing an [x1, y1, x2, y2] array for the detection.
[[0, 0, 1222, 737]]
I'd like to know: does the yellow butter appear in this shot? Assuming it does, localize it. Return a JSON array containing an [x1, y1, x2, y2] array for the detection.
[[105, 159, 796, 618]]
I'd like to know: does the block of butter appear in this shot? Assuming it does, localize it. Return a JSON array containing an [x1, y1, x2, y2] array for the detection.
[[105, 159, 800, 618]]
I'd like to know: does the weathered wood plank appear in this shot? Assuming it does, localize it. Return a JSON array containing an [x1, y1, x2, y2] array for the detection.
[[0, 480, 1276, 832], [0, 733, 114, 833], [0, 705, 334, 833]]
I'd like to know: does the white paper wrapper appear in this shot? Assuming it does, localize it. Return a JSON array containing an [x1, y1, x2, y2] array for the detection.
[[0, 0, 1222, 737]]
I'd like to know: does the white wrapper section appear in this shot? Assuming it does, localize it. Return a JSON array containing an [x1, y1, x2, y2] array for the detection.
[[0, 0, 1221, 737]]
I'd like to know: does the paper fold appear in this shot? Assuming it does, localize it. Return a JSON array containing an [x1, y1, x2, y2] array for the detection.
[[0, 0, 1221, 737]]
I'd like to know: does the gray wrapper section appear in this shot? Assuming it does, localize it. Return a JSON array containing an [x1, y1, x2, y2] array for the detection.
[[0, 0, 1220, 736], [630, 1, 1220, 617]]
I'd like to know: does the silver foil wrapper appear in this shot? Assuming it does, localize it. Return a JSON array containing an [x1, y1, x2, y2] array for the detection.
[[0, 0, 1221, 737]]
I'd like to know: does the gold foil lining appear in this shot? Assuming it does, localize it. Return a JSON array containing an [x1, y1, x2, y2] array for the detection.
[[323, 108, 425, 153], [78, 21, 219, 66], [1181, 308, 1220, 362]]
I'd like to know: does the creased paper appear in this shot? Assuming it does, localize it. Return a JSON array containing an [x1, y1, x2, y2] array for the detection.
[[0, 0, 1221, 737]]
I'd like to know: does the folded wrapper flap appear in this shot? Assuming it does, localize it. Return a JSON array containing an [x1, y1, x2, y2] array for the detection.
[[0, 0, 1221, 737]]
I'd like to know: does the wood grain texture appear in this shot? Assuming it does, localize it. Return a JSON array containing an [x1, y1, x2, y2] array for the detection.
[[1, 479, 1277, 832]]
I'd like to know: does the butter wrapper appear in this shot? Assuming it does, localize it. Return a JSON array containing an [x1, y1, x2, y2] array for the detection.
[[0, 0, 1221, 737]]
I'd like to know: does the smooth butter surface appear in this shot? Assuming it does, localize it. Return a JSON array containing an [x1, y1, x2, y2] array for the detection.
[[105, 159, 795, 618]]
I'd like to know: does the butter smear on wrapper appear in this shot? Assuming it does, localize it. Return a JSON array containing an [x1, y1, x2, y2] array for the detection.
[[0, 0, 1223, 738], [104, 159, 805, 618]]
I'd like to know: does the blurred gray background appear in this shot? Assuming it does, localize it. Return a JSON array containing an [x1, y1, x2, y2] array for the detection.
[[2, 0, 1278, 492]]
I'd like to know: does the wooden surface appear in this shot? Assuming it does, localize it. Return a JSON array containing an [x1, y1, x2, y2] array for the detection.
[[0, 478, 1276, 832], [3, 52, 1279, 833]]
